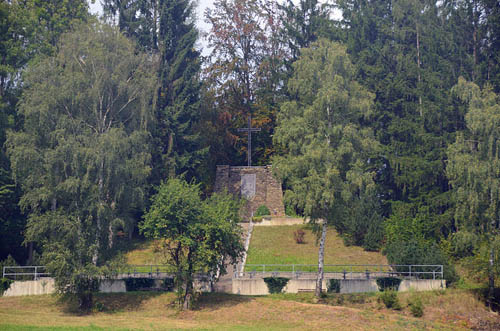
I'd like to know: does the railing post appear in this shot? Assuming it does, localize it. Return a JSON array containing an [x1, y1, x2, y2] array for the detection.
[[409, 265, 412, 279], [2, 266, 4, 278], [35, 266, 38, 280], [263, 264, 265, 275]]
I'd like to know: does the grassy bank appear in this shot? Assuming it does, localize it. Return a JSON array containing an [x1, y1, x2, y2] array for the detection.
[[1, 289, 498, 330], [245, 225, 387, 269]]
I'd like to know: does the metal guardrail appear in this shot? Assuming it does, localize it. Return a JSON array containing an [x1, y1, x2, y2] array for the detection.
[[2, 266, 50, 280], [239, 264, 443, 280]]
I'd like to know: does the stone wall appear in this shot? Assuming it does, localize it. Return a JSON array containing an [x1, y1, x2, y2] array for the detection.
[[214, 165, 285, 220]]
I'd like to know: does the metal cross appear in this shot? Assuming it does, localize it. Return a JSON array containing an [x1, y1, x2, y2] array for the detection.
[[237, 115, 261, 166]]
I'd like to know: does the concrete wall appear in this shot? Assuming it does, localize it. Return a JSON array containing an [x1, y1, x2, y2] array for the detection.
[[99, 280, 126, 293], [340, 279, 379, 293], [233, 278, 328, 295], [232, 278, 446, 295], [215, 165, 285, 219], [399, 279, 446, 292], [254, 217, 306, 226], [3, 278, 55, 297]]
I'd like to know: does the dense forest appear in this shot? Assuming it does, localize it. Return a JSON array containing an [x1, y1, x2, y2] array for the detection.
[[1, 0, 500, 292]]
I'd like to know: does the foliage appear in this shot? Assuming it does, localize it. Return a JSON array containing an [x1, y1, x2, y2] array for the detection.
[[385, 239, 458, 285], [203, 0, 287, 166], [378, 290, 401, 310], [123, 278, 155, 291], [449, 231, 480, 259], [447, 78, 500, 296], [0, 277, 12, 296], [0, 255, 18, 278], [263, 277, 289, 294], [408, 295, 424, 317], [255, 205, 271, 217], [376, 277, 402, 292], [293, 229, 305, 244], [273, 38, 378, 297], [5, 22, 155, 311], [327, 279, 340, 293], [104, 0, 205, 183], [140, 179, 244, 309]]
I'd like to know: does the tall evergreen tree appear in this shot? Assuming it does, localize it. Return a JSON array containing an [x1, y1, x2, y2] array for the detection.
[[104, 0, 204, 182]]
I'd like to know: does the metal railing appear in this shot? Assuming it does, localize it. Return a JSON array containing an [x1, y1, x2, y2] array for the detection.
[[239, 264, 443, 280], [2, 266, 50, 280]]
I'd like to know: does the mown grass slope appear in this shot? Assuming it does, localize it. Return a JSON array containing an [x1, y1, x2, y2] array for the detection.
[[245, 225, 387, 267], [1, 290, 498, 330]]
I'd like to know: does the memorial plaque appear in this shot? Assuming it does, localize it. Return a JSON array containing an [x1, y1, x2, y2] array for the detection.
[[241, 174, 256, 200]]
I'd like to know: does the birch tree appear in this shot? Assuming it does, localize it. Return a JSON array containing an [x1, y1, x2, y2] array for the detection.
[[273, 39, 378, 297], [6, 22, 155, 309], [447, 77, 500, 302]]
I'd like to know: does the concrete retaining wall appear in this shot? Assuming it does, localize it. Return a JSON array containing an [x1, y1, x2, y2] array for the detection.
[[99, 280, 126, 293], [3, 278, 55, 297], [232, 278, 446, 295], [254, 218, 306, 226]]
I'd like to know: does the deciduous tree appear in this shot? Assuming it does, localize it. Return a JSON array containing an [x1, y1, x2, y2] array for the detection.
[[273, 39, 378, 297], [6, 22, 155, 309], [140, 178, 244, 309]]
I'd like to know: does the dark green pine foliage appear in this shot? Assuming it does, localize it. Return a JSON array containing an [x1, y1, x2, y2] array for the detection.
[[339, 0, 464, 243], [280, 0, 334, 61], [156, 0, 204, 181], [104, 0, 205, 182]]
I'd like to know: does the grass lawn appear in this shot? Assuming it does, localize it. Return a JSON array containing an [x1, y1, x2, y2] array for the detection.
[[245, 225, 388, 272], [0, 289, 498, 330]]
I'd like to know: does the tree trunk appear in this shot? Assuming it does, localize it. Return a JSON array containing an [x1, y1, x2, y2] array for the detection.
[[315, 221, 327, 298], [489, 244, 495, 306]]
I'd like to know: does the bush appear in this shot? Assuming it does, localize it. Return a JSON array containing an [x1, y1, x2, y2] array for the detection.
[[376, 277, 402, 291], [0, 278, 13, 295], [407, 295, 424, 317], [385, 239, 458, 285], [124, 277, 155, 291], [327, 279, 340, 293], [263, 277, 289, 294], [162, 278, 174, 291], [450, 231, 479, 258], [378, 290, 401, 310], [294, 229, 306, 244], [71, 275, 100, 311], [255, 205, 271, 217]]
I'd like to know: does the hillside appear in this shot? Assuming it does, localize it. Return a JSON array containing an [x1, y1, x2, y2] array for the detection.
[[1, 290, 499, 330], [245, 225, 388, 267]]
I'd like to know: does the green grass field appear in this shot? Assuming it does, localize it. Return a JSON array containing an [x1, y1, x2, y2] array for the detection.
[[1, 290, 498, 330], [245, 225, 388, 272]]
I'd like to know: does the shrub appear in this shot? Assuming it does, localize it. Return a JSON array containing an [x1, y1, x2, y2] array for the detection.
[[162, 278, 174, 291], [450, 231, 479, 258], [407, 295, 424, 317], [385, 239, 458, 285], [0, 278, 13, 295], [124, 277, 155, 291], [263, 277, 289, 294], [376, 277, 402, 291], [252, 216, 263, 223], [378, 290, 401, 310], [255, 205, 271, 217], [327, 279, 340, 293], [294, 229, 306, 244]]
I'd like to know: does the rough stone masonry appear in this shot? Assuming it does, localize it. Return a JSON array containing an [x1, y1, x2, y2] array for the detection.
[[214, 165, 285, 220]]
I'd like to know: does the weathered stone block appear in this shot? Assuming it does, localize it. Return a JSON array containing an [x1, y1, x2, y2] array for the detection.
[[214, 165, 285, 220]]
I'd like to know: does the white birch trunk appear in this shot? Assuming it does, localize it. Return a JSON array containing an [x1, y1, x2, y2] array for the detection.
[[315, 221, 327, 297]]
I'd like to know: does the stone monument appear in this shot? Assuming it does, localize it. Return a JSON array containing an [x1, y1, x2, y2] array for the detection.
[[214, 115, 285, 220], [214, 165, 285, 220]]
